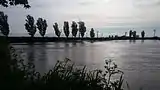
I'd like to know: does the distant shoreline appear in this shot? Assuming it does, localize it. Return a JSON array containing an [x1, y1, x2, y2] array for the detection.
[[4, 36, 160, 43]]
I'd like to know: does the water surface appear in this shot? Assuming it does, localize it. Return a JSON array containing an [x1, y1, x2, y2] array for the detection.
[[12, 40, 160, 90]]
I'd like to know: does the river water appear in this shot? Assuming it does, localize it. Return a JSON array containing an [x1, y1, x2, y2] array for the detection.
[[12, 40, 160, 90]]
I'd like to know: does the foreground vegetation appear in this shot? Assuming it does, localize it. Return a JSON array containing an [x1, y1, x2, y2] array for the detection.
[[0, 37, 124, 90]]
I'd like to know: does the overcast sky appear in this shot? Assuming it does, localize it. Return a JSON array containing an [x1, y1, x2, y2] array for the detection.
[[1, 0, 160, 34]]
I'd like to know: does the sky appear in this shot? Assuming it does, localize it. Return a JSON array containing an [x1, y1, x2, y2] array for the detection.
[[1, 0, 160, 35]]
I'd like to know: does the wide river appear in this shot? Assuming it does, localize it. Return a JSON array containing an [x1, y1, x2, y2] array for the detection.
[[12, 40, 160, 90]]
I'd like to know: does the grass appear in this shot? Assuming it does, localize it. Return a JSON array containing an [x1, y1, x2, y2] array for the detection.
[[0, 36, 124, 90]]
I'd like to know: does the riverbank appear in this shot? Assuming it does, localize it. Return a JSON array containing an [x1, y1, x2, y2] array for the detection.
[[4, 36, 160, 43]]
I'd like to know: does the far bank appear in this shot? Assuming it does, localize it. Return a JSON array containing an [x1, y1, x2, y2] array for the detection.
[[4, 36, 160, 43]]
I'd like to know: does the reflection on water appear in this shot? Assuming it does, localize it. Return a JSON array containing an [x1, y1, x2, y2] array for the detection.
[[141, 40, 144, 43], [27, 44, 35, 61], [26, 43, 47, 74], [129, 40, 136, 44], [12, 40, 160, 90]]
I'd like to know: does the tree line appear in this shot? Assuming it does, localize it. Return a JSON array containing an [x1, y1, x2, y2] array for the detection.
[[25, 15, 95, 38], [1, 12, 157, 39], [0, 13, 96, 38]]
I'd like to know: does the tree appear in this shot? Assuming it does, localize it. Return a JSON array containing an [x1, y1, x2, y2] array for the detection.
[[153, 29, 156, 37], [0, 12, 9, 36], [0, 0, 30, 86], [0, 0, 30, 8], [36, 18, 48, 37], [53, 23, 61, 37], [96, 31, 99, 38], [0, 0, 30, 35], [63, 21, 70, 38], [71, 21, 78, 37], [133, 31, 136, 39], [25, 15, 37, 37], [78, 21, 86, 38], [90, 28, 95, 38], [129, 30, 132, 38], [125, 32, 127, 36], [141, 30, 145, 38]]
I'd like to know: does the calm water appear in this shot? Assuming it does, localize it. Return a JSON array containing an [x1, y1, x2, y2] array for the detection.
[[12, 40, 160, 90]]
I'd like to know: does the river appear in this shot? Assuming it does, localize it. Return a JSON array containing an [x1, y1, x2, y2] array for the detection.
[[12, 40, 160, 90]]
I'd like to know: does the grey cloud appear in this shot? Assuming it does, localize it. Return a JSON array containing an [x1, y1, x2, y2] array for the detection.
[[30, 0, 74, 9], [133, 0, 160, 7], [78, 0, 109, 6], [30, 0, 60, 8], [78, 1, 95, 6]]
